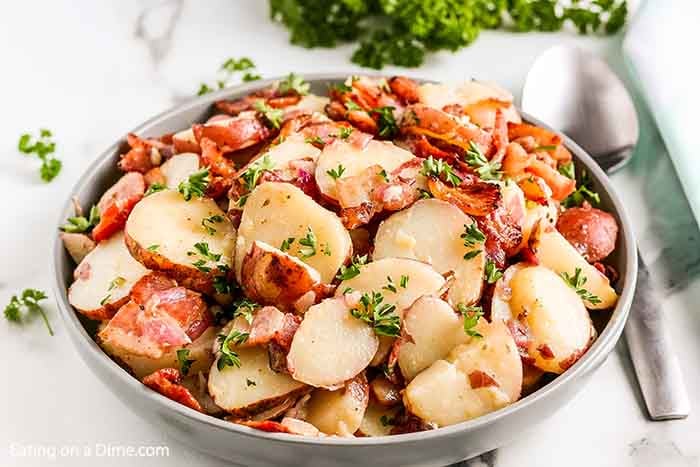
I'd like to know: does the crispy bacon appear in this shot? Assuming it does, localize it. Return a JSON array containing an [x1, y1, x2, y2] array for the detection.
[[508, 122, 572, 164], [388, 76, 421, 105], [468, 370, 499, 389], [92, 172, 145, 242], [199, 137, 237, 178], [237, 418, 320, 437], [130, 272, 177, 305], [142, 368, 203, 412], [490, 109, 509, 163], [478, 207, 523, 269], [427, 177, 501, 217], [537, 343, 556, 360], [118, 133, 170, 174], [193, 114, 270, 153]]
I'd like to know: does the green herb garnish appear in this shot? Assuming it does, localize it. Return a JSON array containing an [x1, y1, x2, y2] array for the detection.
[[298, 226, 318, 259], [201, 214, 224, 235], [18, 129, 62, 182], [484, 260, 503, 284], [350, 291, 400, 337], [4, 289, 53, 336], [277, 72, 310, 96], [336, 254, 368, 281], [178, 168, 210, 201], [217, 329, 249, 371], [457, 303, 484, 338], [326, 164, 346, 180], [560, 268, 602, 305], [465, 141, 502, 181], [61, 205, 100, 233], [420, 156, 462, 186], [177, 349, 196, 376]]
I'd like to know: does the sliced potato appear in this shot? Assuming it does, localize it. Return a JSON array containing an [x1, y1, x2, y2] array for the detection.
[[534, 228, 618, 309], [404, 359, 510, 427], [208, 346, 309, 417], [305, 373, 369, 436], [287, 298, 378, 388], [315, 140, 416, 201], [285, 95, 330, 114], [240, 240, 324, 311], [101, 326, 217, 379], [160, 153, 200, 189], [509, 265, 595, 373], [398, 296, 464, 381], [235, 182, 352, 283], [373, 199, 485, 306], [261, 133, 321, 173], [448, 319, 522, 401], [68, 231, 148, 320], [61, 232, 95, 264], [336, 257, 445, 313], [356, 402, 401, 437], [418, 81, 514, 109], [125, 190, 236, 295]]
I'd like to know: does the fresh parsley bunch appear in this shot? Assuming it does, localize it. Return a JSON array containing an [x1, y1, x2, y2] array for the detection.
[[270, 0, 627, 69]]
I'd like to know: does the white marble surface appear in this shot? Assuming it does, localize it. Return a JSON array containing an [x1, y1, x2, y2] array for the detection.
[[1, 1, 698, 466]]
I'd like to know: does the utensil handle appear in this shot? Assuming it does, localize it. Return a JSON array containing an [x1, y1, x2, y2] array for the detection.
[[624, 253, 690, 420]]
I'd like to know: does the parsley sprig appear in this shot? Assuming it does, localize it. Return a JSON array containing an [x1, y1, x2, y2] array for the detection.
[[326, 164, 346, 180], [232, 298, 259, 325], [217, 328, 249, 371], [298, 226, 318, 259], [560, 268, 602, 305], [277, 72, 310, 96], [201, 214, 224, 235], [461, 222, 485, 260], [237, 154, 275, 207], [484, 260, 503, 284], [145, 183, 166, 196], [370, 106, 398, 138], [187, 242, 225, 273], [197, 57, 260, 96], [254, 100, 284, 129], [420, 156, 462, 186], [457, 303, 484, 338], [336, 254, 368, 281], [61, 205, 100, 233], [562, 168, 600, 208], [178, 168, 210, 201], [18, 129, 62, 182], [177, 349, 195, 376], [350, 291, 400, 337], [4, 289, 53, 336], [465, 141, 502, 181]]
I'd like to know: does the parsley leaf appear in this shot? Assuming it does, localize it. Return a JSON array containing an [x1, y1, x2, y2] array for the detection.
[[145, 183, 166, 196], [336, 254, 368, 281], [562, 168, 600, 208], [221, 57, 255, 73], [382, 276, 397, 293], [400, 275, 409, 288], [465, 141, 502, 181], [18, 129, 62, 182], [484, 260, 503, 284], [350, 291, 400, 337], [178, 168, 210, 201], [558, 161, 575, 179], [338, 126, 354, 140], [370, 106, 398, 138], [280, 237, 295, 252], [254, 100, 284, 129], [420, 156, 462, 186], [217, 329, 249, 371], [326, 164, 346, 180], [277, 72, 310, 96], [560, 268, 602, 305], [4, 289, 53, 336], [298, 226, 318, 259], [457, 303, 484, 338], [239, 154, 275, 199], [461, 222, 485, 259], [201, 214, 224, 235], [61, 205, 100, 233], [232, 298, 259, 325], [176, 349, 196, 376]]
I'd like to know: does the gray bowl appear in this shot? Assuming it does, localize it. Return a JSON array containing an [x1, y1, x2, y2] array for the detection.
[[52, 74, 637, 467]]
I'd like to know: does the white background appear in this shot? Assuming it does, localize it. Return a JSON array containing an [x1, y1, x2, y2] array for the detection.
[[1, 1, 698, 466]]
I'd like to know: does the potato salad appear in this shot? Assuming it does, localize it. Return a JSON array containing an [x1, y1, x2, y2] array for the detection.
[[62, 74, 620, 437]]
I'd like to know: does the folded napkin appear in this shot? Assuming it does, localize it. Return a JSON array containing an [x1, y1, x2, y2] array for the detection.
[[622, 0, 700, 222]]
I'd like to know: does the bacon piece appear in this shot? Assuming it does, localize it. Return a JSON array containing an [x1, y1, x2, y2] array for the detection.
[[193, 114, 270, 153], [388, 76, 420, 104], [401, 104, 492, 155], [490, 109, 509, 163], [145, 287, 211, 341], [537, 343, 555, 360], [370, 377, 401, 407], [526, 159, 575, 201], [389, 412, 435, 435], [199, 137, 237, 178], [478, 207, 523, 269], [427, 177, 501, 217], [92, 172, 145, 242], [143, 167, 166, 187], [468, 370, 500, 389], [508, 122, 572, 163], [142, 368, 203, 412], [118, 134, 169, 174], [130, 272, 177, 305], [238, 417, 320, 437]]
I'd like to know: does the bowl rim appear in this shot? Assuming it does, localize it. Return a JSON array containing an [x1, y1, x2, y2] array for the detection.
[[52, 72, 638, 447]]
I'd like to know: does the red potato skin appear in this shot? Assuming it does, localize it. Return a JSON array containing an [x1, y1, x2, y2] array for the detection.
[[142, 368, 203, 412], [92, 172, 145, 243], [124, 232, 223, 296], [556, 203, 618, 263]]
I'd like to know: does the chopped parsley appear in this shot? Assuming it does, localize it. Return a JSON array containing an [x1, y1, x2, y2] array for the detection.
[[305, 136, 325, 146], [254, 100, 284, 129], [420, 156, 462, 186], [326, 164, 346, 180], [558, 161, 575, 179], [370, 106, 398, 138], [280, 237, 295, 252], [18, 129, 62, 182], [187, 242, 223, 273], [246, 378, 257, 387], [484, 260, 503, 284], [217, 329, 249, 371], [4, 289, 53, 336], [100, 276, 126, 306], [240, 155, 275, 194], [338, 126, 354, 140], [298, 226, 318, 259], [242, 72, 262, 82], [232, 298, 259, 325], [560, 268, 602, 305], [277, 72, 310, 96], [213, 275, 232, 295], [61, 205, 100, 233], [177, 349, 195, 376], [400, 275, 409, 288], [147, 244, 160, 252], [178, 168, 210, 201], [350, 291, 400, 337], [380, 415, 396, 427], [461, 222, 485, 260], [382, 276, 397, 293], [465, 141, 502, 181], [345, 100, 362, 112], [201, 214, 224, 235], [562, 168, 600, 208], [336, 254, 368, 281], [145, 183, 166, 196], [457, 303, 484, 338], [198, 57, 259, 95], [221, 57, 255, 73], [418, 188, 433, 199]]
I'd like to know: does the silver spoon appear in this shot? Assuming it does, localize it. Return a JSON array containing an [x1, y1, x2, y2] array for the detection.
[[521, 45, 690, 420]]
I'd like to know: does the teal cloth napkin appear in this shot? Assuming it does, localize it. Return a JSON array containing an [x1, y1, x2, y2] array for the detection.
[[623, 0, 700, 222]]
